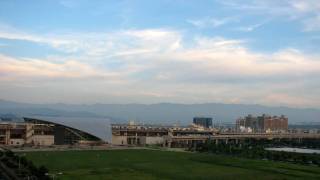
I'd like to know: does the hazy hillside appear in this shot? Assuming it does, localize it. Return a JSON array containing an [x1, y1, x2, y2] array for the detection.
[[0, 100, 103, 118], [0, 99, 319, 124]]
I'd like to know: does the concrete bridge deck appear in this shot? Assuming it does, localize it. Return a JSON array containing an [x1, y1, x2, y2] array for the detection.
[[169, 133, 320, 141]]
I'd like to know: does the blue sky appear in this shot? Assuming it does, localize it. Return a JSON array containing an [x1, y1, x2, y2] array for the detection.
[[0, 0, 320, 108]]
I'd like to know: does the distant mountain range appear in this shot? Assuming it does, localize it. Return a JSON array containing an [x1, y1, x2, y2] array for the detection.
[[0, 99, 319, 125]]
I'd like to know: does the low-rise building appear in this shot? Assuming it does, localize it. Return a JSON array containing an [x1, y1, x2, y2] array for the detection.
[[111, 124, 169, 145], [111, 122, 217, 147]]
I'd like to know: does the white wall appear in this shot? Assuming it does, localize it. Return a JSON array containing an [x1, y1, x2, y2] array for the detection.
[[31, 135, 54, 146], [112, 135, 127, 145], [9, 139, 25, 146], [145, 136, 164, 145]]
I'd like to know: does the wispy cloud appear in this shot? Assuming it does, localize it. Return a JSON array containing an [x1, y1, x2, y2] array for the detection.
[[303, 15, 320, 32], [236, 21, 267, 32], [1, 25, 320, 107], [0, 54, 124, 83], [59, 0, 83, 8], [187, 16, 237, 28], [220, 0, 320, 31], [0, 25, 181, 57]]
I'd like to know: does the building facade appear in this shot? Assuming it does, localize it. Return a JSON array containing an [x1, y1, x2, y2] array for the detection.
[[0, 122, 54, 146], [111, 123, 217, 148], [193, 117, 213, 128], [236, 114, 288, 132], [111, 124, 169, 145], [236, 114, 288, 133]]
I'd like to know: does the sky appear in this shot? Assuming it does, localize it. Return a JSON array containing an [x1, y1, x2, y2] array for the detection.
[[0, 0, 320, 108]]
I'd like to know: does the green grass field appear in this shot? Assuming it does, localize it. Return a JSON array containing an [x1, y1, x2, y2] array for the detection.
[[23, 149, 320, 180]]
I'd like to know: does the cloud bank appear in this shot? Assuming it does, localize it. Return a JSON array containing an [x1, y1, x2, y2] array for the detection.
[[0, 25, 319, 107]]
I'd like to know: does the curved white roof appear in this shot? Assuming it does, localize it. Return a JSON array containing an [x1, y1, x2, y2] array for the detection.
[[26, 116, 111, 142]]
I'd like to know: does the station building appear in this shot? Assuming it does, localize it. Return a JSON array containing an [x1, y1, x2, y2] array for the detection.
[[111, 122, 217, 148], [0, 117, 103, 146]]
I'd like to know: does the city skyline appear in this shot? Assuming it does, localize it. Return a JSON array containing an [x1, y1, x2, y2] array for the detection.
[[0, 0, 320, 108]]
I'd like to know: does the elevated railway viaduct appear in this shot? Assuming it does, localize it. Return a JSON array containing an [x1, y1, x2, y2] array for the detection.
[[167, 133, 320, 147]]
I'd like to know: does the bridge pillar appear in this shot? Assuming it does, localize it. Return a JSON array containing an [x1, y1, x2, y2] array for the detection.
[[168, 142, 171, 148]]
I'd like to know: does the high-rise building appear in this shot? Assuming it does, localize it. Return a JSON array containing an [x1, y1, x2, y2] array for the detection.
[[236, 114, 288, 133], [193, 117, 213, 128]]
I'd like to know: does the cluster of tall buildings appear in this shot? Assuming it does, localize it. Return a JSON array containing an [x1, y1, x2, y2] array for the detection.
[[236, 114, 288, 133]]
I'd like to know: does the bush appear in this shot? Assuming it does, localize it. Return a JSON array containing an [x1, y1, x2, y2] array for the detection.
[[36, 165, 50, 180], [195, 140, 320, 166]]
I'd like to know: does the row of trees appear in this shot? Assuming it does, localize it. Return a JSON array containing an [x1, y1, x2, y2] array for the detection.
[[0, 150, 50, 180], [248, 138, 320, 149], [194, 139, 320, 166]]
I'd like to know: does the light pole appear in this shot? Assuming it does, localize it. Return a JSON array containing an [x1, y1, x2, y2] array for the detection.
[[19, 153, 26, 171], [24, 175, 37, 180], [45, 173, 54, 180], [45, 172, 63, 180]]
